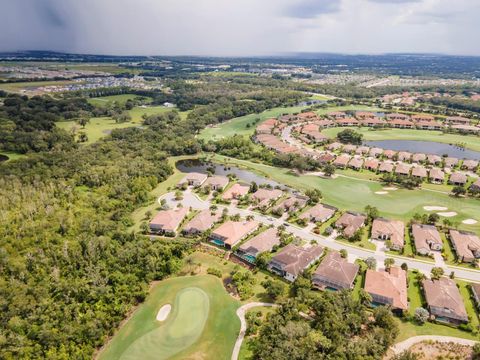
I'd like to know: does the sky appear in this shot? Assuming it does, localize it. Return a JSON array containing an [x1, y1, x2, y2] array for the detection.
[[1, 0, 479, 56]]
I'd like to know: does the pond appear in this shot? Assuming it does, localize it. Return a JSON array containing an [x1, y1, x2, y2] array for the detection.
[[364, 140, 480, 160], [176, 159, 288, 189]]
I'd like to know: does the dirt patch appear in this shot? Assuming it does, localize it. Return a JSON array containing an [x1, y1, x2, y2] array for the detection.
[[437, 212, 458, 217], [424, 206, 448, 211], [463, 219, 478, 225], [375, 191, 388, 195], [383, 187, 398, 191], [399, 341, 473, 360], [156, 304, 171, 321]]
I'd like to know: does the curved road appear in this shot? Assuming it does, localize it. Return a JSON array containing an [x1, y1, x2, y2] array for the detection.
[[391, 335, 477, 354], [165, 189, 480, 283]]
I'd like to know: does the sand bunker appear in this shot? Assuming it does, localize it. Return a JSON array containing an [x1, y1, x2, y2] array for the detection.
[[156, 304, 172, 321], [437, 212, 457, 217], [383, 187, 398, 191], [423, 206, 448, 211], [462, 219, 478, 225], [375, 191, 388, 195]]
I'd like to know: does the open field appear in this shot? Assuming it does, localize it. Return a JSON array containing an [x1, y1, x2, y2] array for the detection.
[[98, 275, 240, 360], [210, 155, 480, 233], [0, 151, 27, 162], [0, 79, 77, 93], [88, 94, 152, 107], [322, 127, 480, 152]]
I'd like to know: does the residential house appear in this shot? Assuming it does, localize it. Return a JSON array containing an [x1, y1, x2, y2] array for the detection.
[[326, 142, 342, 151], [398, 151, 412, 162], [462, 160, 479, 171], [256, 118, 278, 134], [316, 153, 335, 164], [356, 146, 370, 155], [364, 158, 380, 171], [449, 230, 480, 263], [371, 218, 405, 250], [412, 224, 443, 255], [236, 227, 280, 263], [336, 117, 359, 127], [335, 212, 367, 238], [411, 114, 435, 122], [183, 209, 221, 235], [378, 161, 394, 173], [273, 195, 308, 214], [422, 277, 468, 325], [149, 207, 189, 235], [411, 166, 428, 180], [444, 157, 459, 168], [447, 116, 471, 125], [210, 220, 259, 249], [416, 120, 443, 130], [369, 147, 383, 158], [386, 113, 410, 121], [312, 251, 359, 290], [395, 163, 411, 176], [471, 283, 480, 309], [333, 154, 350, 169], [427, 154, 442, 165], [364, 267, 408, 312], [348, 157, 364, 171], [343, 144, 358, 153], [203, 175, 229, 191], [315, 119, 335, 128], [252, 188, 283, 208], [389, 119, 414, 129], [360, 117, 385, 127], [179, 172, 208, 187], [356, 111, 376, 120], [222, 183, 250, 200], [429, 168, 445, 184], [449, 172, 467, 186], [451, 124, 480, 134], [383, 150, 397, 159], [412, 153, 426, 163], [469, 179, 480, 193], [300, 203, 337, 223], [268, 244, 324, 282], [328, 111, 347, 120]]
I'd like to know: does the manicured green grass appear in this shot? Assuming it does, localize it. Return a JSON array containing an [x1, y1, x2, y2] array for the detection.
[[315, 105, 382, 116], [0, 151, 27, 162], [395, 318, 478, 342], [321, 127, 480, 152], [457, 280, 480, 329], [88, 94, 152, 107], [211, 155, 480, 233], [407, 271, 424, 316], [98, 275, 240, 360]]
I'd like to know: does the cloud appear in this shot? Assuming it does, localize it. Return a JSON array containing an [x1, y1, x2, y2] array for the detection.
[[285, 0, 342, 19], [367, 0, 421, 3]]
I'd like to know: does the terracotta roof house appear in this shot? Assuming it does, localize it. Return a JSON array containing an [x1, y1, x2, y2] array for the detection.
[[360, 117, 385, 127], [369, 147, 383, 158], [333, 154, 351, 168], [389, 119, 414, 129], [447, 116, 471, 125], [412, 224, 443, 255], [183, 209, 221, 235], [386, 113, 410, 121], [312, 251, 359, 290], [328, 111, 347, 119], [356, 111, 376, 120], [371, 218, 405, 250], [378, 161, 394, 173], [327, 142, 342, 151], [462, 160, 479, 171], [268, 244, 324, 282], [395, 163, 411, 176], [336, 117, 359, 127], [449, 172, 467, 186], [398, 151, 412, 162], [222, 183, 250, 200], [451, 124, 480, 133], [383, 150, 397, 159], [343, 144, 358, 153], [444, 157, 459, 168], [415, 120, 443, 130], [429, 168, 445, 184], [427, 154, 442, 165], [356, 146, 370, 155], [296, 111, 318, 121], [316, 153, 335, 164], [149, 207, 189, 235], [179, 172, 208, 187], [412, 114, 435, 122], [315, 119, 335, 128], [256, 118, 278, 134], [300, 203, 337, 223], [449, 230, 480, 263], [364, 267, 408, 312], [203, 175, 229, 191], [348, 157, 364, 171], [210, 220, 259, 249], [411, 166, 428, 180], [237, 227, 281, 263], [469, 179, 480, 193], [273, 195, 308, 214], [364, 158, 380, 171], [412, 153, 426, 163], [422, 277, 468, 325], [252, 188, 283, 207], [335, 212, 366, 238]]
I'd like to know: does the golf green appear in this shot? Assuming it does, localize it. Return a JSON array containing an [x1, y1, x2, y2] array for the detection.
[[119, 287, 209, 360]]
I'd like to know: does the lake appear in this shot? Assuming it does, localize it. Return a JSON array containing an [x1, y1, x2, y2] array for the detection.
[[176, 159, 289, 190], [364, 140, 480, 160]]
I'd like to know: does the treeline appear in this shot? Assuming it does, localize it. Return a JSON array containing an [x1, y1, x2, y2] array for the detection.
[[0, 109, 201, 358], [419, 96, 480, 114]]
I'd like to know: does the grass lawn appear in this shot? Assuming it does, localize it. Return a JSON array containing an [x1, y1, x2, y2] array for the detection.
[[97, 275, 240, 360], [211, 155, 480, 233], [0, 151, 27, 162], [0, 79, 76, 92], [88, 94, 152, 107], [321, 127, 480, 152], [395, 318, 479, 342], [457, 280, 480, 329]]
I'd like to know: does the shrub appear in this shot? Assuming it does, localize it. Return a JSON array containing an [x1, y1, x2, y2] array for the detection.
[[207, 267, 222, 278]]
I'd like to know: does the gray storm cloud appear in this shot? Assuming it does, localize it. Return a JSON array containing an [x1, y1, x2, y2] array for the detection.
[[0, 0, 479, 56]]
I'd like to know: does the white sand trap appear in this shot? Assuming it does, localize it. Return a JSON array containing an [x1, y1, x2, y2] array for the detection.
[[437, 212, 457, 217], [156, 304, 172, 321], [463, 219, 478, 225], [375, 191, 388, 195], [383, 187, 398, 191], [423, 206, 448, 211]]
